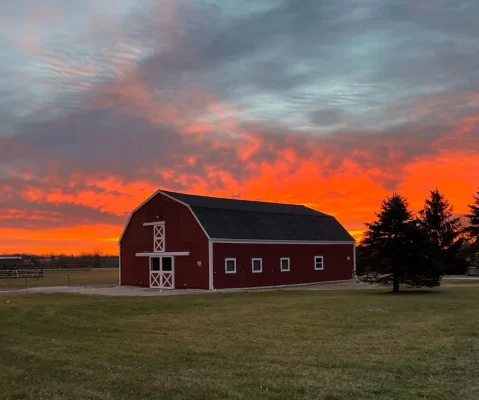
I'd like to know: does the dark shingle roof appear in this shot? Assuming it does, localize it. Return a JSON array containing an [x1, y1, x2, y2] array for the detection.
[[161, 190, 354, 242]]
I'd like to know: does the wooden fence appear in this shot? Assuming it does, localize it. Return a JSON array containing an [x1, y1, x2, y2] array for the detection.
[[0, 263, 91, 272], [0, 268, 43, 280], [51, 264, 91, 271]]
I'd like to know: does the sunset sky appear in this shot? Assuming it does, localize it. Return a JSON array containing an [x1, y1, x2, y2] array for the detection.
[[1, 0, 479, 255]]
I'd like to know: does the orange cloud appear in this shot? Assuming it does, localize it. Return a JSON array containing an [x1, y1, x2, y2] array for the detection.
[[19, 178, 159, 217], [398, 150, 479, 215], [2, 145, 478, 254], [0, 225, 120, 255]]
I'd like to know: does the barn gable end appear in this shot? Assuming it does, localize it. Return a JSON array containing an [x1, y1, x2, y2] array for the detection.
[[119, 192, 210, 289]]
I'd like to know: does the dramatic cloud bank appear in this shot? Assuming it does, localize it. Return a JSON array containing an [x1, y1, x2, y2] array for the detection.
[[1, 0, 479, 253]]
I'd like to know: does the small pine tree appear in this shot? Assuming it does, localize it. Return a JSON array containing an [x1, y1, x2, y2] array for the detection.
[[418, 189, 465, 274], [357, 193, 442, 293], [464, 189, 479, 243]]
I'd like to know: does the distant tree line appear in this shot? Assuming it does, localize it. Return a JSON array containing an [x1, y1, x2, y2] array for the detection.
[[356, 188, 479, 292], [1, 249, 119, 268]]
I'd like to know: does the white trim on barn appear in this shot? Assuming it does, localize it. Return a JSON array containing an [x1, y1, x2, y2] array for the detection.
[[143, 221, 166, 226], [208, 239, 214, 290], [118, 243, 121, 285], [211, 239, 355, 245], [118, 191, 161, 243], [280, 257, 290, 272], [135, 251, 190, 257], [149, 256, 175, 289], [314, 256, 324, 270], [118, 190, 210, 243], [353, 242, 357, 278], [153, 224, 165, 252], [252, 258, 262, 273], [158, 191, 211, 239]]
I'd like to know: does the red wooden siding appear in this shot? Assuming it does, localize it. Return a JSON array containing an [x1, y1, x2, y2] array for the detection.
[[212, 243, 354, 289], [120, 194, 209, 289]]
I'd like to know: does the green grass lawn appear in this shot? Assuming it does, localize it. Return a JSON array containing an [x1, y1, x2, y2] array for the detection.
[[0, 288, 478, 400], [0, 268, 118, 290]]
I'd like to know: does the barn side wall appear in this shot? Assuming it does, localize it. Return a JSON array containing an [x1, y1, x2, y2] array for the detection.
[[120, 194, 209, 289], [212, 243, 354, 289]]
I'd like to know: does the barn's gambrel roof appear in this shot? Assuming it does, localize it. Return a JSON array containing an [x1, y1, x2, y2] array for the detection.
[[161, 190, 354, 242]]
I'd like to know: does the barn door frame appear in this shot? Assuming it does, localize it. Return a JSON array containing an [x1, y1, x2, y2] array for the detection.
[[149, 256, 175, 289]]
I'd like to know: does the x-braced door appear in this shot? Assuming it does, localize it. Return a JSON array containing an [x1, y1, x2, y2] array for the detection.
[[150, 257, 174, 289]]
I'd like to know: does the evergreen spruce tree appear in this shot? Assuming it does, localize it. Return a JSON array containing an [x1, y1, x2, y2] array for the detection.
[[464, 189, 479, 243], [357, 193, 442, 293], [418, 189, 465, 274]]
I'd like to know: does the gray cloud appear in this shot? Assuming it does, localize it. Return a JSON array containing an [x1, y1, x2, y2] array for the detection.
[[309, 107, 344, 127], [8, 111, 244, 184]]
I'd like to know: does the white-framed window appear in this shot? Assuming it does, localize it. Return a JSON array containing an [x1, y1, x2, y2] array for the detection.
[[225, 258, 236, 274], [314, 256, 324, 270], [252, 258, 262, 273], [280, 257, 290, 272]]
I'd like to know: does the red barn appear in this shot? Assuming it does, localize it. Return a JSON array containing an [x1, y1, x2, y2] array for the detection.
[[119, 190, 356, 290]]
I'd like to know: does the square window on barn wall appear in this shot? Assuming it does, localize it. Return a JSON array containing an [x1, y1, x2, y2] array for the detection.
[[314, 256, 324, 270], [252, 258, 262, 273], [225, 258, 236, 274], [280, 257, 290, 272]]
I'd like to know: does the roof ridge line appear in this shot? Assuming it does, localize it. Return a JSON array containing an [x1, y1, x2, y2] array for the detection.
[[158, 189, 329, 216], [160, 189, 310, 207], [190, 205, 333, 216]]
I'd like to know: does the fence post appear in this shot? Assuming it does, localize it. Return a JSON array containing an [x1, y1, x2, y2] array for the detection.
[[24, 276, 27, 289], [68, 274, 70, 287]]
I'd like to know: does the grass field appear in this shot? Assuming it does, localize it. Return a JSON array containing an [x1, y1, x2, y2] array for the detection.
[[1, 268, 477, 292], [0, 288, 478, 400], [442, 279, 479, 285], [0, 268, 118, 290]]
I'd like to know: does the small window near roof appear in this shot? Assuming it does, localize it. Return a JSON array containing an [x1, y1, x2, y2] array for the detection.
[[314, 256, 324, 270], [280, 257, 290, 272], [252, 258, 262, 273], [225, 258, 236, 274]]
